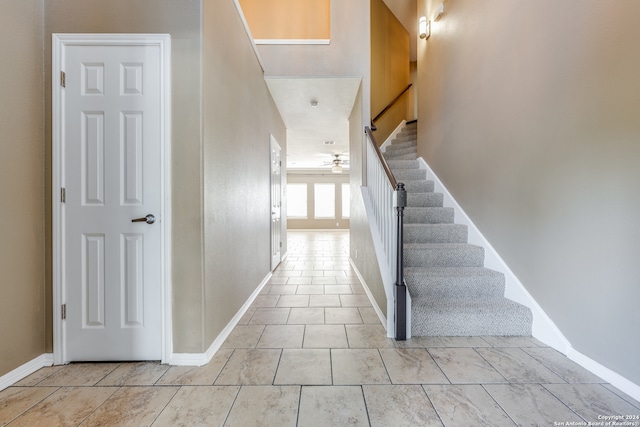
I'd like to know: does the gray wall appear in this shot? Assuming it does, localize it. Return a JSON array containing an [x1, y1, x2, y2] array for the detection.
[[418, 0, 640, 384], [202, 0, 286, 347], [0, 0, 46, 377]]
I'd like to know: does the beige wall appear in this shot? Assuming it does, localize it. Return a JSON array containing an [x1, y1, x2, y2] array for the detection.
[[239, 0, 330, 40], [287, 173, 350, 230], [202, 0, 286, 347], [370, 0, 410, 143], [418, 0, 640, 384], [44, 0, 204, 353], [0, 0, 46, 377]]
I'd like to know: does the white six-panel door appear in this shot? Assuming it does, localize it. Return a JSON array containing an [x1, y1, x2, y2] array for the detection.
[[53, 35, 170, 362], [270, 136, 282, 270]]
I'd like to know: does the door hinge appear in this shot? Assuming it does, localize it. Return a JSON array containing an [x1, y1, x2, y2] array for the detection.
[[61, 304, 66, 320], [60, 71, 66, 88], [61, 188, 66, 203]]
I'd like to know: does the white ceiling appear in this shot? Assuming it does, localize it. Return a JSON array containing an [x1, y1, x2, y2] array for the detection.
[[266, 77, 361, 170]]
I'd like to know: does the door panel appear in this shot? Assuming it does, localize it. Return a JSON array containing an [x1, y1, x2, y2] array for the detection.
[[271, 136, 282, 270], [63, 42, 162, 361]]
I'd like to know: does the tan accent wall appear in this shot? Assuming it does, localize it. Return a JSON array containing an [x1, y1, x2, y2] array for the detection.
[[287, 173, 350, 230], [418, 0, 640, 384], [239, 0, 330, 40], [370, 0, 410, 143], [202, 0, 286, 347], [0, 0, 46, 377]]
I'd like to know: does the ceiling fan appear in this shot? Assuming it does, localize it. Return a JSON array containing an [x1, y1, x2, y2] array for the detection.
[[322, 154, 349, 173]]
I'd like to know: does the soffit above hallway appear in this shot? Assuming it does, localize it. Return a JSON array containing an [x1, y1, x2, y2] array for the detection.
[[265, 77, 361, 170]]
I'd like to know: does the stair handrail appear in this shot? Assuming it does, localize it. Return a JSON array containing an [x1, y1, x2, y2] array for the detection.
[[371, 84, 412, 130], [364, 126, 407, 340]]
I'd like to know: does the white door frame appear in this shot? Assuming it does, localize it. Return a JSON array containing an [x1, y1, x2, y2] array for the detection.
[[52, 34, 172, 365], [270, 135, 282, 271]]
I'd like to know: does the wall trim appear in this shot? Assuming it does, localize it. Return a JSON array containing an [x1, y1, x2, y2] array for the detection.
[[417, 156, 570, 352], [568, 347, 640, 402], [0, 354, 53, 392], [349, 258, 387, 331], [166, 271, 272, 366]]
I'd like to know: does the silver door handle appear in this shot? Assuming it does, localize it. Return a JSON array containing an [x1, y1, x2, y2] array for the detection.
[[132, 214, 155, 224]]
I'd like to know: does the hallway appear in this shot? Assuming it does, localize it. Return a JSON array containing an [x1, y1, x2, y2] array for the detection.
[[1, 231, 639, 426]]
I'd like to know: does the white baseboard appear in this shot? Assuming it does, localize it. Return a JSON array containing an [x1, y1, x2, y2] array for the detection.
[[166, 271, 272, 366], [568, 347, 640, 402], [0, 353, 53, 392], [349, 257, 387, 332]]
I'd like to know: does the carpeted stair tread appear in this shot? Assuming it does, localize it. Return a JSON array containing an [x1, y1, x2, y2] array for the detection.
[[410, 298, 533, 336], [385, 152, 418, 161], [383, 146, 417, 158], [387, 160, 419, 170], [402, 180, 434, 192], [404, 224, 468, 243], [393, 169, 427, 181], [405, 267, 506, 299], [407, 192, 444, 207]]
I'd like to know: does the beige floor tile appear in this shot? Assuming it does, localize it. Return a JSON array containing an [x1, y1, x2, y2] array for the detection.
[[324, 285, 353, 295], [428, 347, 506, 384], [481, 335, 546, 347], [10, 387, 117, 427], [274, 349, 332, 385], [96, 362, 170, 386], [12, 366, 65, 387], [267, 276, 289, 285], [298, 386, 369, 427], [424, 384, 515, 426], [225, 386, 299, 427], [257, 325, 304, 348], [157, 348, 234, 385], [237, 306, 257, 325], [349, 285, 366, 294], [311, 277, 337, 285], [602, 384, 640, 410], [79, 386, 178, 426], [543, 383, 640, 422], [303, 325, 348, 348], [325, 307, 363, 324], [380, 348, 449, 384], [295, 285, 324, 295], [523, 347, 604, 383], [215, 349, 281, 385], [340, 294, 372, 307], [0, 387, 58, 425], [364, 385, 443, 427], [248, 308, 291, 325], [287, 277, 314, 285], [335, 277, 362, 285], [251, 294, 279, 307], [299, 270, 324, 277], [308, 295, 341, 308], [438, 336, 491, 347], [323, 270, 347, 277], [152, 386, 239, 427], [287, 308, 325, 325], [475, 347, 565, 383], [38, 363, 120, 387], [221, 325, 265, 349], [346, 324, 396, 348], [268, 285, 298, 295], [332, 349, 390, 385], [276, 295, 310, 308], [395, 336, 445, 348], [273, 270, 302, 277], [358, 307, 383, 325], [484, 384, 583, 426]]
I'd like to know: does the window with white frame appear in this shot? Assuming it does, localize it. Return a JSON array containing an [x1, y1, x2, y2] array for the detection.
[[314, 183, 335, 219], [287, 183, 307, 218]]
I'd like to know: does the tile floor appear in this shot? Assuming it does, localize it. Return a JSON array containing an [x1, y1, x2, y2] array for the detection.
[[1, 231, 639, 426]]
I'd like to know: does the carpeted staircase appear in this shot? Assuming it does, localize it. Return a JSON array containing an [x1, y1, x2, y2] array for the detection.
[[383, 121, 533, 336]]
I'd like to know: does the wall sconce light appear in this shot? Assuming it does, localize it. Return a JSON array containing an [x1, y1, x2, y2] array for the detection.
[[433, 2, 444, 22], [419, 16, 430, 39]]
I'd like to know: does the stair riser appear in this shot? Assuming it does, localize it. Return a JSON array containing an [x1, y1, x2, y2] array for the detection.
[[387, 160, 419, 170], [404, 246, 484, 267], [402, 180, 434, 192], [404, 225, 467, 243], [406, 276, 505, 299], [404, 207, 454, 224], [393, 169, 426, 181]]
